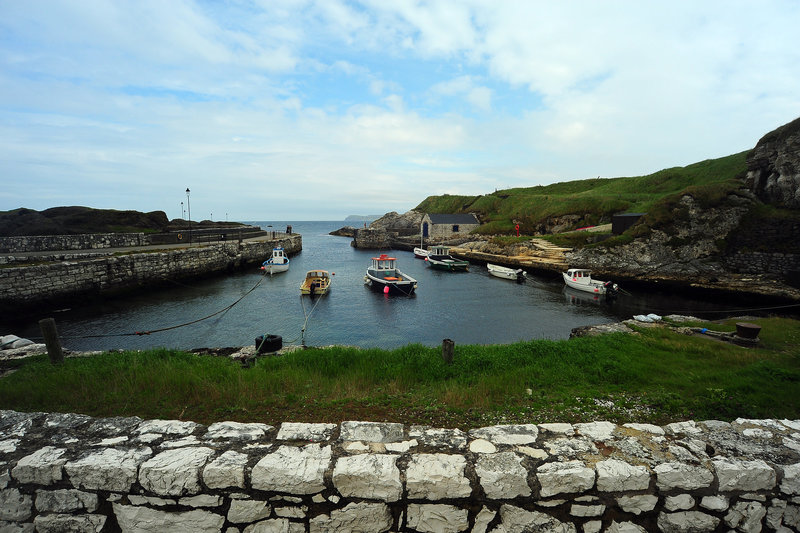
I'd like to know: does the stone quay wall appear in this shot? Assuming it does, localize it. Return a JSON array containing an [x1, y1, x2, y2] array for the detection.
[[1, 410, 798, 533], [724, 252, 800, 277], [0, 233, 149, 254], [353, 228, 389, 249], [0, 235, 301, 313]]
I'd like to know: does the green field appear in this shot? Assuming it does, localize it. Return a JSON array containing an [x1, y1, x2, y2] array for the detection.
[[2, 316, 797, 428], [415, 151, 749, 236]]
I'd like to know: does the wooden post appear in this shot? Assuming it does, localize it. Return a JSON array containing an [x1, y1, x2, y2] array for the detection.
[[38, 318, 64, 364], [442, 338, 454, 364]]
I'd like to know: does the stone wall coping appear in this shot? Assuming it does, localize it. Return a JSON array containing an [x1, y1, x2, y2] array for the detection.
[[1, 410, 799, 531]]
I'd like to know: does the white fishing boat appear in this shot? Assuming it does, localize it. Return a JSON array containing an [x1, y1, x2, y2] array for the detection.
[[413, 247, 428, 259], [260, 247, 290, 274], [364, 254, 418, 295], [562, 268, 618, 296], [487, 263, 525, 282]]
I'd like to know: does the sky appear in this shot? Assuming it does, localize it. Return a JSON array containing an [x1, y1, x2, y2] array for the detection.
[[1, 1, 799, 221]]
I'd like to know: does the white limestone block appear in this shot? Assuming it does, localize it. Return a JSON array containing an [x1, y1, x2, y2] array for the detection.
[[575, 421, 616, 441], [654, 462, 713, 490], [139, 447, 215, 496], [0, 439, 20, 454], [725, 501, 766, 533], [606, 521, 647, 533], [475, 452, 531, 499], [537, 460, 595, 497], [32, 513, 106, 532], [204, 421, 272, 441], [569, 504, 605, 517], [538, 423, 575, 435], [657, 511, 719, 533], [406, 504, 468, 533], [65, 447, 152, 492], [473, 506, 496, 533], [385, 439, 417, 453], [251, 444, 331, 494], [277, 422, 337, 442], [499, 504, 577, 533], [343, 441, 369, 453], [274, 506, 306, 518], [203, 450, 248, 489], [623, 423, 665, 435], [780, 463, 800, 495], [409, 426, 468, 450], [0, 487, 33, 521], [712, 457, 776, 492], [516, 446, 547, 459], [339, 421, 404, 443], [596, 459, 650, 492], [469, 424, 538, 445], [308, 502, 392, 533], [228, 499, 271, 524], [11, 446, 66, 485], [113, 503, 224, 533], [179, 495, 223, 508], [35, 489, 98, 513], [469, 439, 496, 454], [583, 520, 602, 533], [128, 495, 174, 506], [699, 495, 729, 511], [406, 453, 472, 500], [664, 494, 695, 511], [243, 518, 305, 532], [333, 454, 402, 502], [664, 421, 703, 436], [616, 495, 658, 515], [544, 438, 598, 458], [135, 419, 199, 436]]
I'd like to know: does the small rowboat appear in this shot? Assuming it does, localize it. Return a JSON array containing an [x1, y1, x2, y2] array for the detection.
[[487, 263, 525, 282]]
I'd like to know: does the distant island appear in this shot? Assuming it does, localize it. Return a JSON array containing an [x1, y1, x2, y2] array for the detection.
[[344, 215, 381, 222]]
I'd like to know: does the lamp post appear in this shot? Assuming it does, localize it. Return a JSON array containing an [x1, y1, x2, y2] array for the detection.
[[186, 188, 191, 243], [181, 201, 184, 219]]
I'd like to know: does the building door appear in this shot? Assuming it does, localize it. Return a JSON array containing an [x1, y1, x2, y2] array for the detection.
[[422, 222, 429, 238]]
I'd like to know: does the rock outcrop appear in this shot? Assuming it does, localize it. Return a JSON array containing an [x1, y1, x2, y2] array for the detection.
[[747, 116, 800, 208]]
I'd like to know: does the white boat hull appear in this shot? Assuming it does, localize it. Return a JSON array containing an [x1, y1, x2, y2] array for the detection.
[[413, 247, 428, 259], [487, 263, 525, 281], [262, 263, 289, 274], [562, 272, 609, 295]]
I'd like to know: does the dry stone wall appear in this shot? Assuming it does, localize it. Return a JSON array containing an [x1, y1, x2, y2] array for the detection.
[[0, 235, 301, 314], [0, 234, 149, 254], [1, 410, 799, 532]]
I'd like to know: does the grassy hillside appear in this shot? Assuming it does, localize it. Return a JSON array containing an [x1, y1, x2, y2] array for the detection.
[[415, 151, 749, 235]]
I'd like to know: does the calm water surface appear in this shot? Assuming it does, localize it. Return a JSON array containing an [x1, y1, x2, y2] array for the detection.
[[5, 221, 751, 351]]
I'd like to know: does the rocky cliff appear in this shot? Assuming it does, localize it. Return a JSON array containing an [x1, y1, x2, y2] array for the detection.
[[747, 116, 800, 208]]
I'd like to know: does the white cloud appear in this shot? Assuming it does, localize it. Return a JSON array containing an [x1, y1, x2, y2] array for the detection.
[[1, 1, 799, 219]]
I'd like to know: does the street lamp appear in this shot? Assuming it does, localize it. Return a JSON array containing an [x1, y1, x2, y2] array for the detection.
[[186, 188, 191, 243], [181, 201, 184, 219]]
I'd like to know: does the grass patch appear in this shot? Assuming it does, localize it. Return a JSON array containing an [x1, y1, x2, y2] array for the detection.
[[2, 317, 798, 428], [416, 151, 748, 238]]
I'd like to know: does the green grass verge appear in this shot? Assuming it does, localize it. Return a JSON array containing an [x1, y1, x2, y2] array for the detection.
[[2, 316, 798, 428]]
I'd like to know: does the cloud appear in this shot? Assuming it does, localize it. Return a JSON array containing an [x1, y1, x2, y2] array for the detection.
[[1, 1, 799, 219]]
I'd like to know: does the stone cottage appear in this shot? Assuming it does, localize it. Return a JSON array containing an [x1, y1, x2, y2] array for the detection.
[[420, 213, 480, 241]]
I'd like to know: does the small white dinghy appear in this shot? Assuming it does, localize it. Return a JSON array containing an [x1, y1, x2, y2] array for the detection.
[[562, 268, 618, 296], [487, 263, 526, 282]]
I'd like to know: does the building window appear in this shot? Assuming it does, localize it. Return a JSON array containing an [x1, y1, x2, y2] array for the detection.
[[452, 225, 459, 233]]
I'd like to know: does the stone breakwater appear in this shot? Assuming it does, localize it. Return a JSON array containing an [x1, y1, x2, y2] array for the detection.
[[1, 411, 799, 532], [0, 235, 301, 315]]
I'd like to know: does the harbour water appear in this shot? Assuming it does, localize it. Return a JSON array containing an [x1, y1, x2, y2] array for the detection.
[[4, 221, 755, 351]]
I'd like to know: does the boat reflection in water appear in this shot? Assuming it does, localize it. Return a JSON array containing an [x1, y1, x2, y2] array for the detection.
[[563, 286, 603, 305]]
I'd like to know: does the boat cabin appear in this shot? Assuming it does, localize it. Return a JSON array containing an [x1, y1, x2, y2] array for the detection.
[[429, 245, 451, 257], [371, 254, 397, 271], [566, 268, 592, 280]]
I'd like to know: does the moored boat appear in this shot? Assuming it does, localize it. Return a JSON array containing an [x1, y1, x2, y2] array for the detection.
[[413, 247, 428, 259], [426, 245, 469, 271], [487, 263, 525, 282], [562, 268, 618, 296], [364, 254, 418, 295], [300, 270, 332, 296], [260, 247, 290, 274]]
